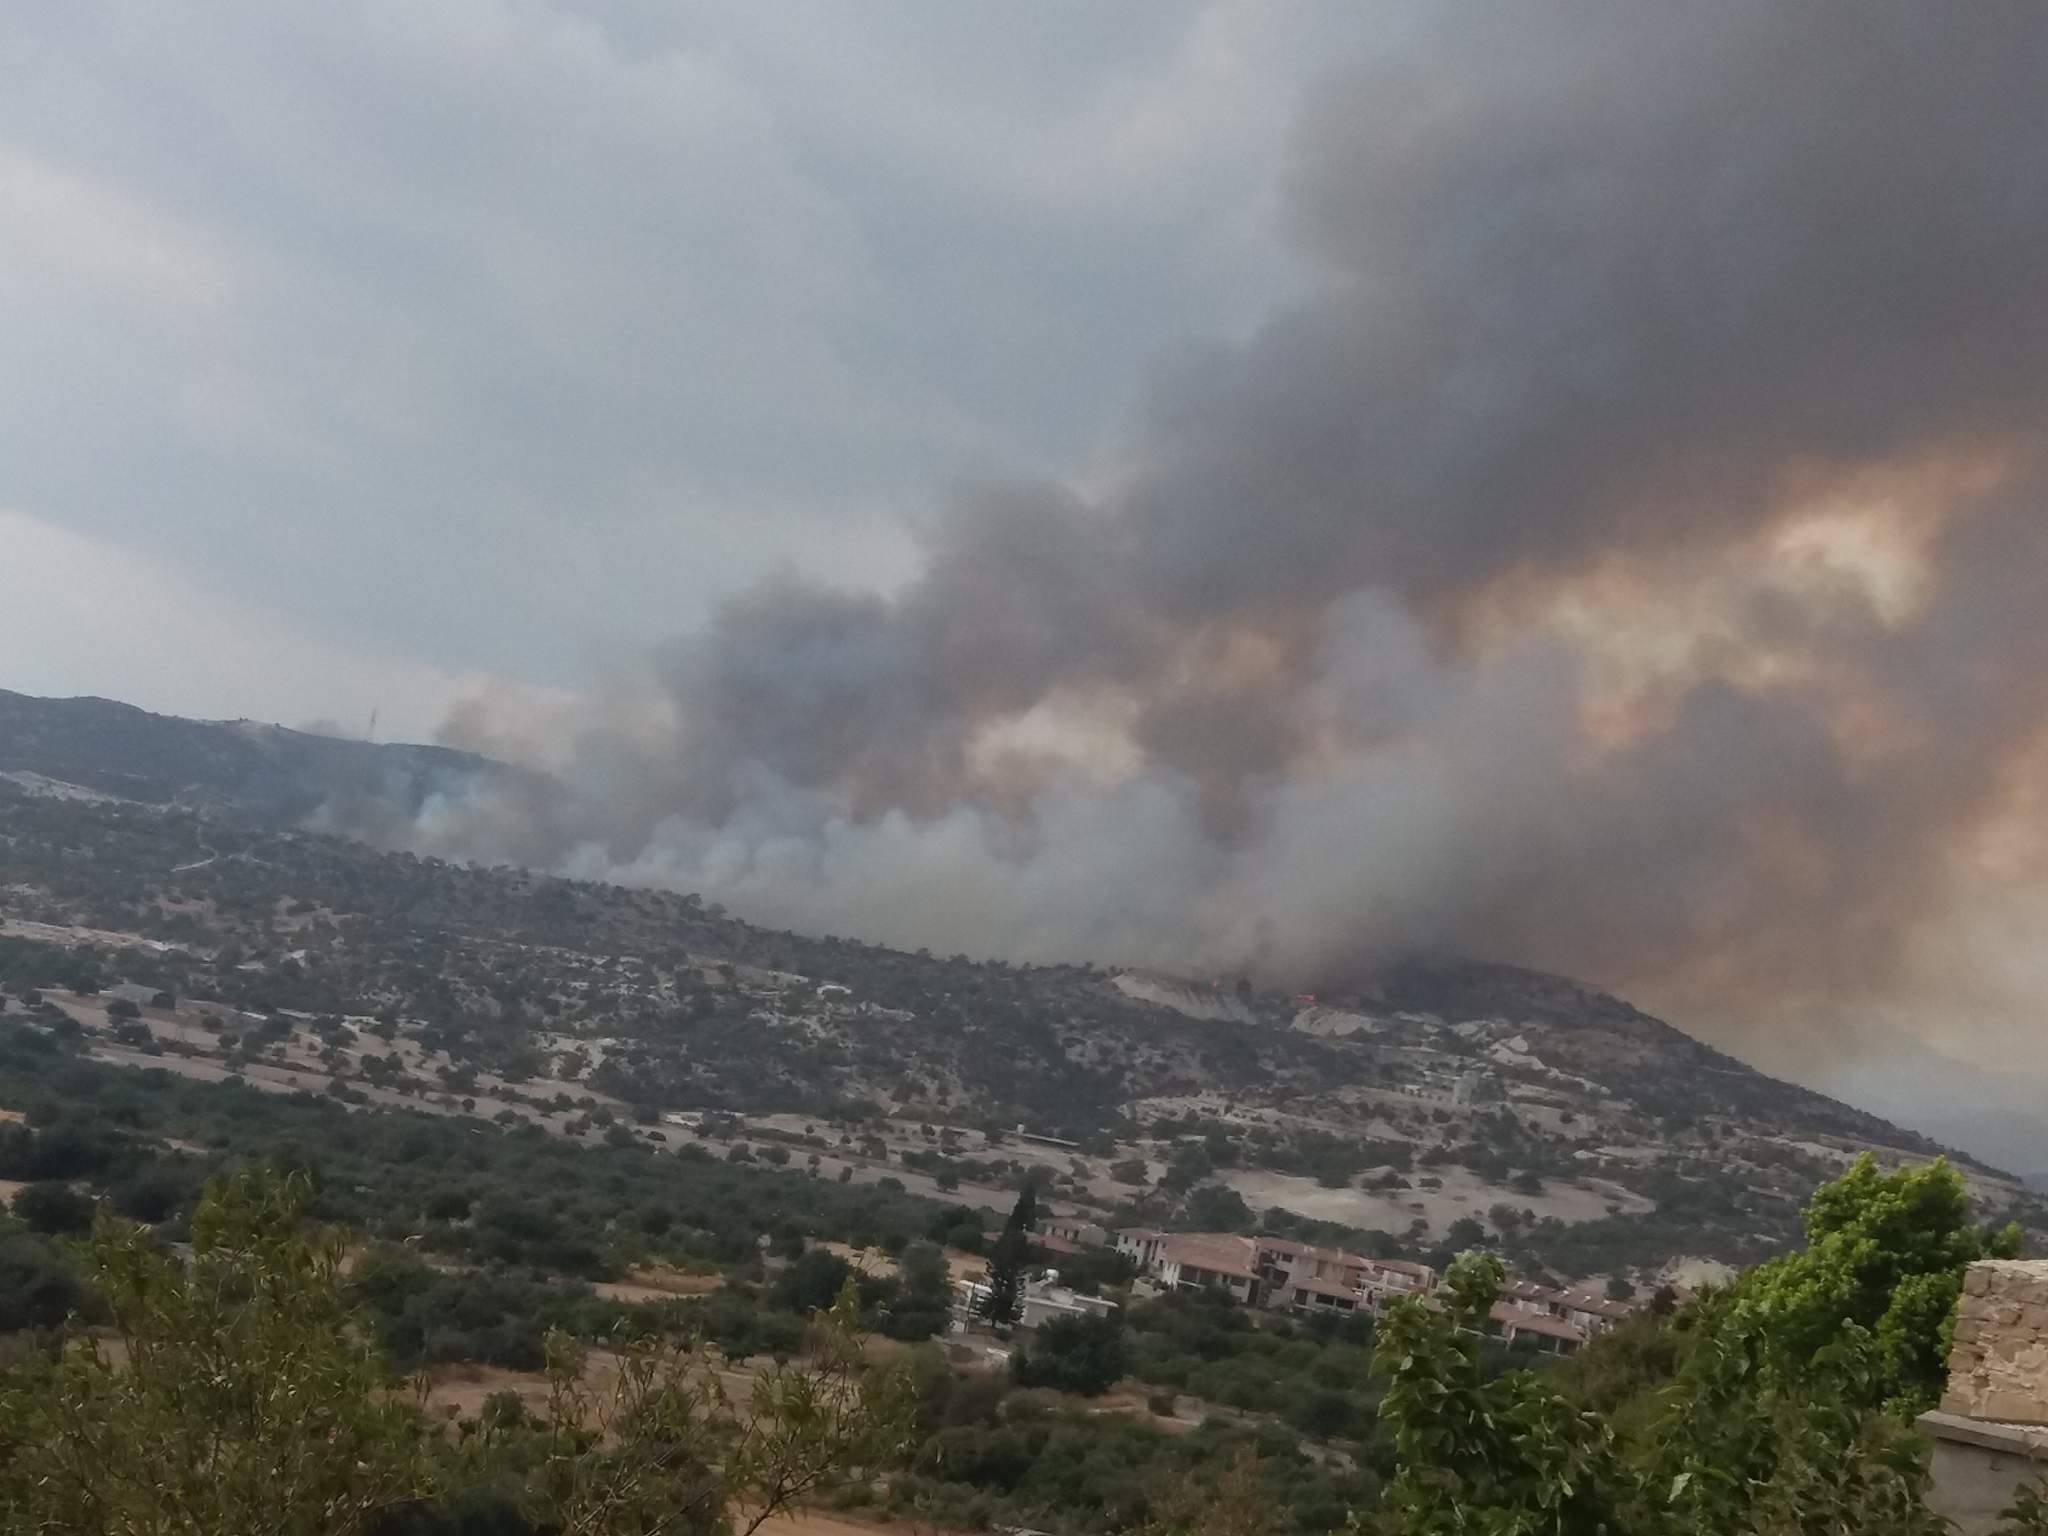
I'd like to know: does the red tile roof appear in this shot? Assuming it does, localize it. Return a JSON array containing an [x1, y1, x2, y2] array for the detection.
[[1162, 1233, 1259, 1280], [1490, 1302, 1585, 1343]]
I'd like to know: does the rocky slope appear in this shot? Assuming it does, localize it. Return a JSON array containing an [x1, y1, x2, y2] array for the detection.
[[0, 688, 524, 823], [0, 689, 2038, 1282]]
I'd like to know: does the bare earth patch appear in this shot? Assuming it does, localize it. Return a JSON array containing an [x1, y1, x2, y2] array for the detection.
[[592, 1267, 725, 1304], [754, 1510, 955, 1536], [1221, 1165, 1650, 1236], [420, 1351, 629, 1423]]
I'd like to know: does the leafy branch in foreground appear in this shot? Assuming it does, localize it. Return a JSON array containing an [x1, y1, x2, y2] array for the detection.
[[0, 1169, 431, 1534], [1370, 1157, 2032, 1536], [0, 1171, 914, 1536], [467, 1285, 915, 1536], [1373, 1251, 1627, 1535]]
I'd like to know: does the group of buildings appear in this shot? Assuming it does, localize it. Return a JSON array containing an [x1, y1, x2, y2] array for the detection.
[[948, 1230, 2048, 1529], [1104, 1225, 1633, 1352], [952, 1217, 1636, 1354]]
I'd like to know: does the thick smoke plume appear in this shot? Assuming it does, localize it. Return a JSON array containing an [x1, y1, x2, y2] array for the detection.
[[414, 3, 2048, 1062]]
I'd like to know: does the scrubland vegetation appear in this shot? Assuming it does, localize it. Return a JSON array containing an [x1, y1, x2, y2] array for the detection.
[[1, 1012, 2044, 1534]]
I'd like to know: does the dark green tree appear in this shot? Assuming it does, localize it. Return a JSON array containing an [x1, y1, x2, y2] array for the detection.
[[1375, 1253, 1628, 1535], [979, 1184, 1036, 1326], [771, 1248, 853, 1315], [1376, 1156, 2030, 1536], [1181, 1183, 1255, 1233], [11, 1181, 95, 1236], [0, 1170, 434, 1532], [885, 1240, 952, 1340], [1011, 1311, 1125, 1396], [1726, 1154, 2019, 1412], [0, 1172, 916, 1535], [0, 1233, 85, 1332]]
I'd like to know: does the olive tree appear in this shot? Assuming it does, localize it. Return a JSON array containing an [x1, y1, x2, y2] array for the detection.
[[0, 1171, 914, 1536]]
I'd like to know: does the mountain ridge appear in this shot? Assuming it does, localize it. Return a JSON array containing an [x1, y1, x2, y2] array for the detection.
[[0, 686, 2037, 1282], [0, 687, 525, 823]]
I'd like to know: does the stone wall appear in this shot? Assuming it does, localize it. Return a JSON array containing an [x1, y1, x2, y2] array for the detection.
[[1942, 1259, 2048, 1424]]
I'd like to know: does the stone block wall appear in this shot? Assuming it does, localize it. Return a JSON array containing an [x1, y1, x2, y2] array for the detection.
[[1942, 1259, 2048, 1424]]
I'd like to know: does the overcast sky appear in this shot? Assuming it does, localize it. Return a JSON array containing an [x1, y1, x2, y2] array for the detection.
[[2, 1, 1373, 739], [7, 4, 2047, 1169]]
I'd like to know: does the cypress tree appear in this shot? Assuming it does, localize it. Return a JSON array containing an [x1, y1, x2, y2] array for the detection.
[[979, 1183, 1037, 1325]]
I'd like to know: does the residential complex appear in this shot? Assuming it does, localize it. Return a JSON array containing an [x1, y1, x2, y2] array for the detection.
[[954, 1220, 1636, 1354], [1108, 1226, 1632, 1353]]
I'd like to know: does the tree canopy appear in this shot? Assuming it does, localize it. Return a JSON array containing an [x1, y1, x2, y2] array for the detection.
[[1726, 1154, 2020, 1411], [0, 1172, 915, 1536], [1013, 1311, 1127, 1397], [980, 1184, 1037, 1326], [1370, 1155, 2033, 1536]]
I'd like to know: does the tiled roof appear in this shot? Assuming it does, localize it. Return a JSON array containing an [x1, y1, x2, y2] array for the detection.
[[1491, 1302, 1585, 1343], [1367, 1258, 1437, 1280], [1269, 1238, 1362, 1268], [1162, 1232, 1259, 1279]]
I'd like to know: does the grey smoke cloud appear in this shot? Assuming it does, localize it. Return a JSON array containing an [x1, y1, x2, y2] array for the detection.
[[417, 2, 2048, 1068]]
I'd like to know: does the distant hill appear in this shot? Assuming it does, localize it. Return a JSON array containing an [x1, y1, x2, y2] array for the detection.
[[0, 688, 519, 822], [0, 687, 2039, 1282]]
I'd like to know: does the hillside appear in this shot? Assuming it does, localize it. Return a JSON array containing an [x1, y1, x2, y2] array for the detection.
[[0, 690, 2039, 1285], [0, 688, 528, 823]]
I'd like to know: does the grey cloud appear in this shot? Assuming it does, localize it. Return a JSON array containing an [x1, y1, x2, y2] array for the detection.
[[405, 2, 2048, 1089], [15, 3, 2048, 1108], [0, 2, 1316, 682], [1128, 2, 2048, 618]]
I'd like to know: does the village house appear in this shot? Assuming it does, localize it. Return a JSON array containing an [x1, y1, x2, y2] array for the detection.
[[1114, 1229, 1263, 1304], [1475, 1278, 1638, 1352], [1359, 1257, 1439, 1305], [1494, 1277, 1633, 1347], [1113, 1227, 1169, 1269], [1019, 1276, 1120, 1331], [1255, 1236, 1374, 1316], [1040, 1217, 1109, 1249], [1117, 1226, 1627, 1350], [1554, 1287, 1634, 1336], [1121, 1229, 1447, 1317], [1489, 1301, 1588, 1353], [951, 1272, 1121, 1332], [1265, 1244, 1441, 1317]]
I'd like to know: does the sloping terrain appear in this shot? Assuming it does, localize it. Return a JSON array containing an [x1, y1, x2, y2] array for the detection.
[[0, 690, 2039, 1283], [0, 688, 526, 822]]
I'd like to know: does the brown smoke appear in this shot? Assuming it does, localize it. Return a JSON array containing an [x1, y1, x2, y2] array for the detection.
[[420, 2, 2048, 1070]]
